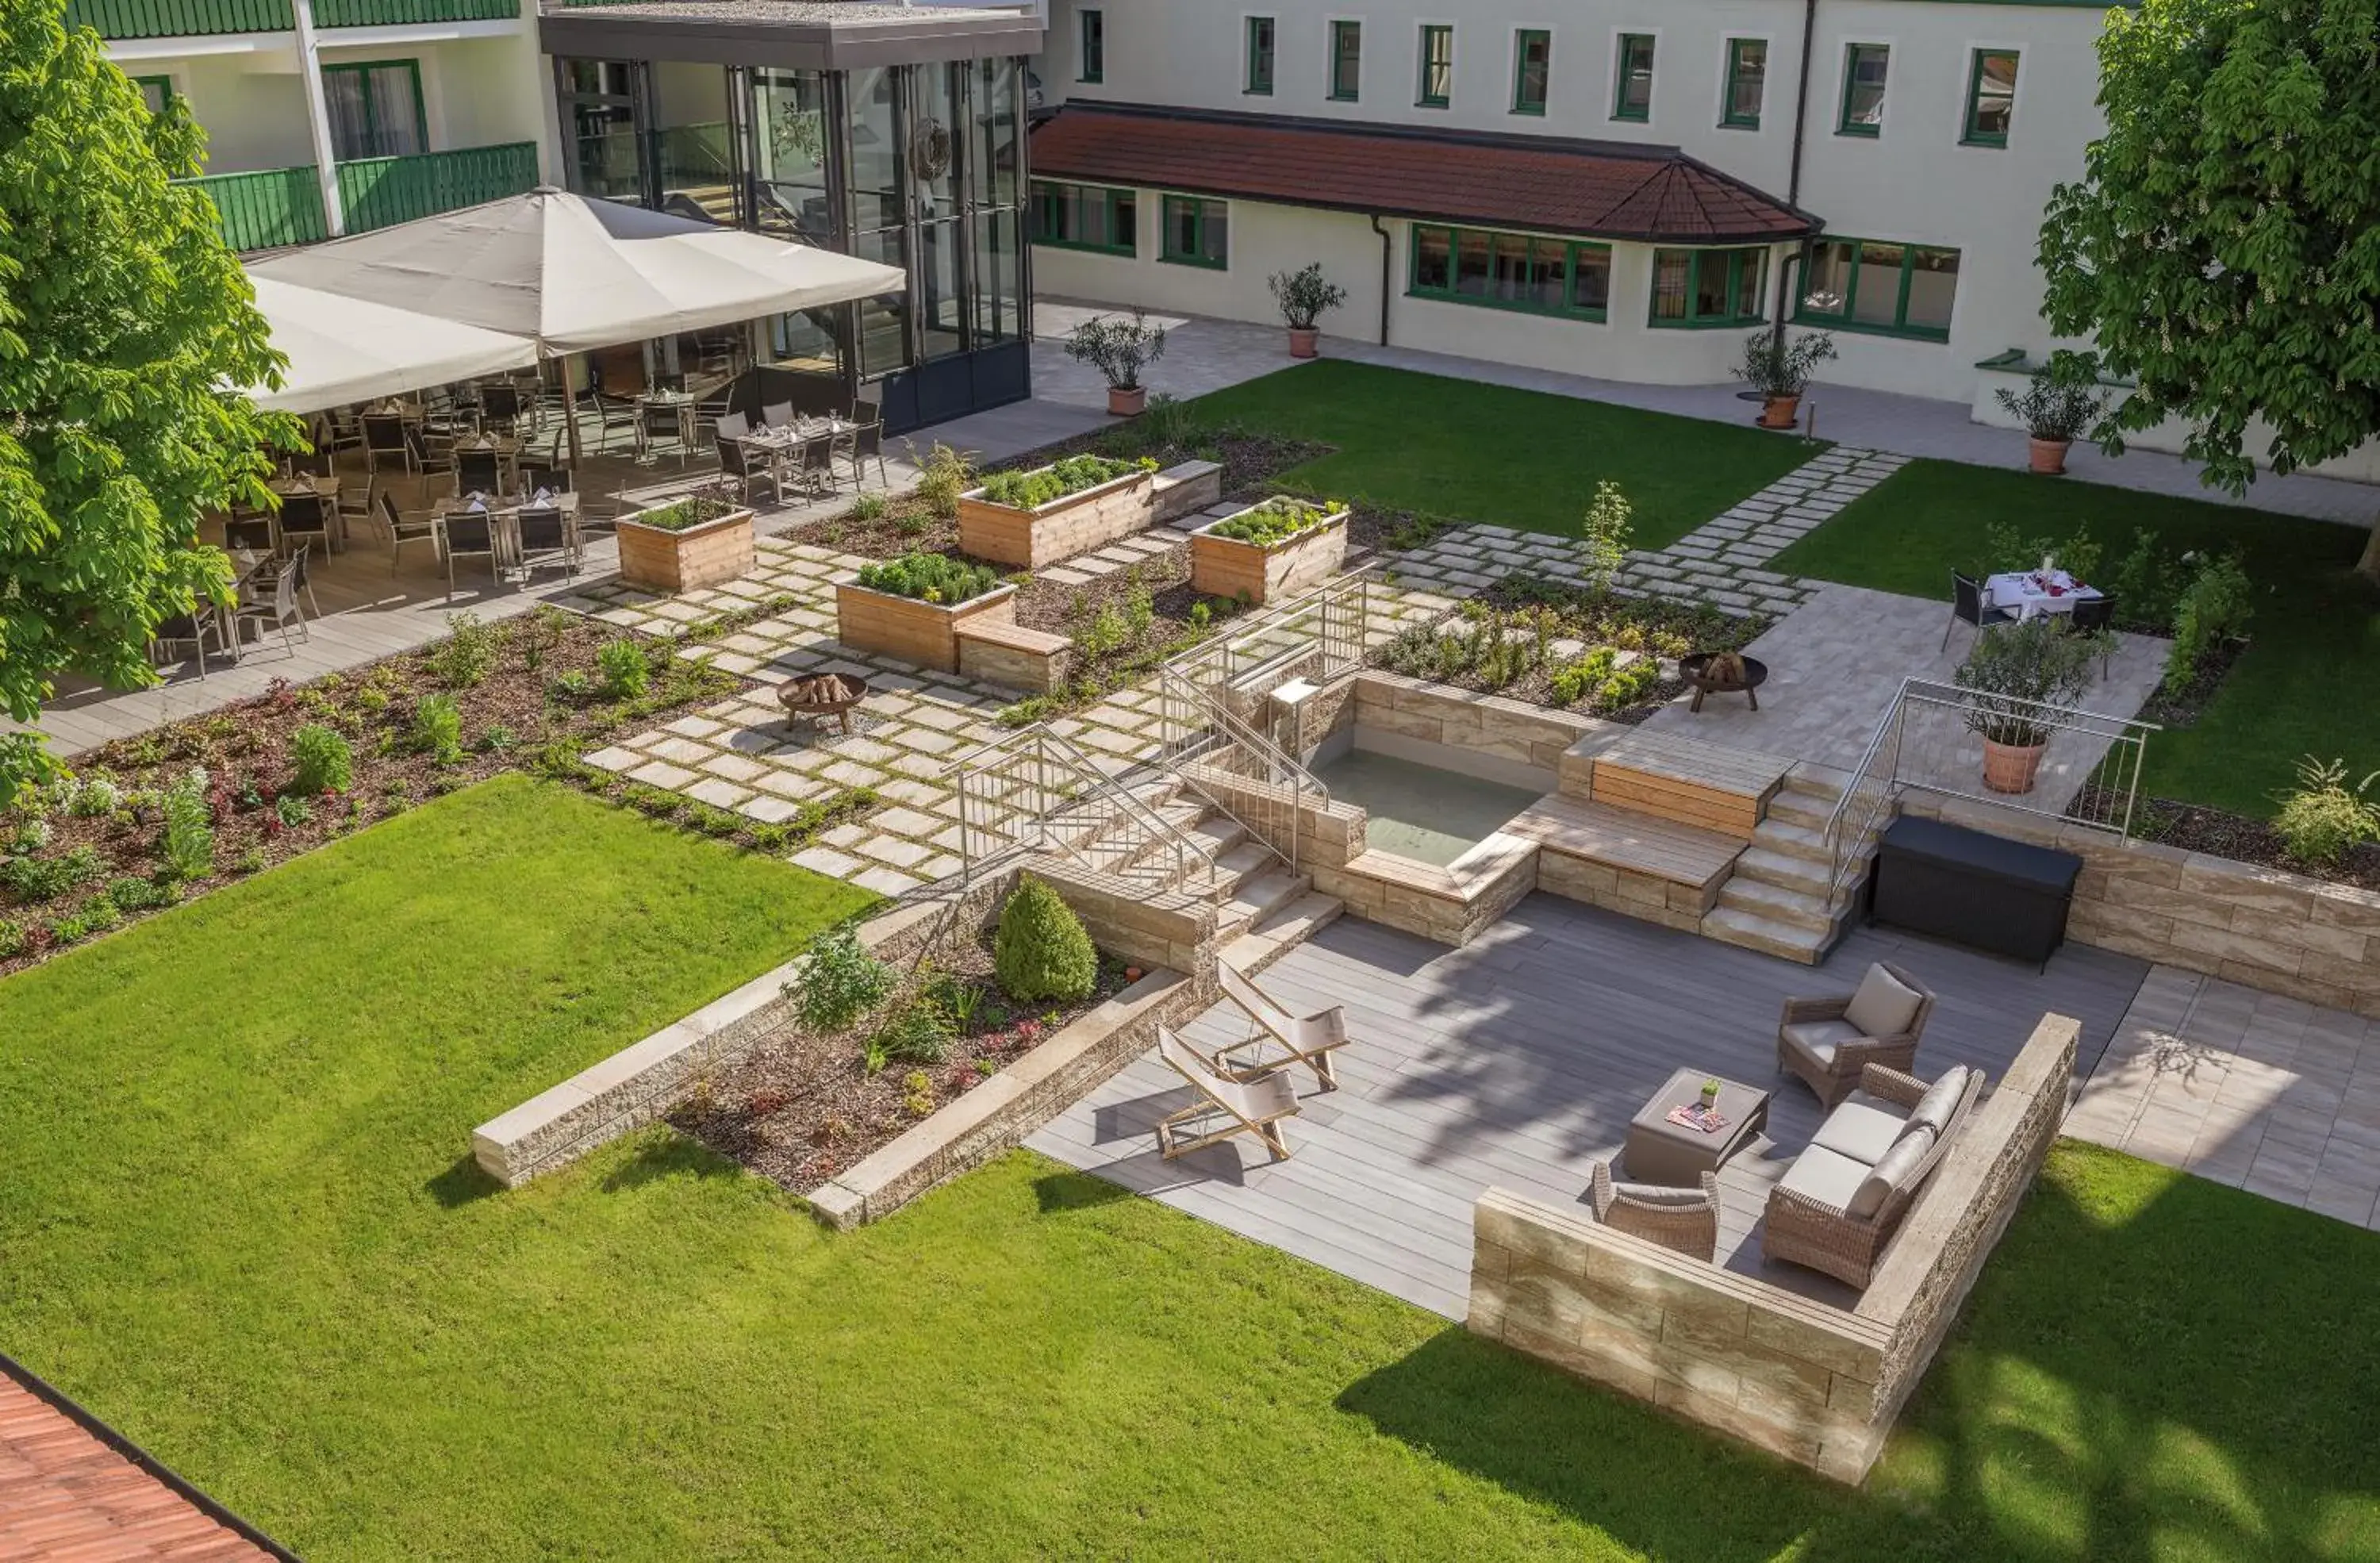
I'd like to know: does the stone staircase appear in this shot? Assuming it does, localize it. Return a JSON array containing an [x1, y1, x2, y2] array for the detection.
[[1700, 765, 1879, 964], [1142, 779, 1345, 974]]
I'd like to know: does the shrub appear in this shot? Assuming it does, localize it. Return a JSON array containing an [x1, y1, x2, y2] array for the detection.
[[475, 725, 517, 755], [0, 918, 25, 957], [993, 875, 1097, 1003], [597, 638, 651, 699], [2111, 528, 2184, 628], [234, 845, 267, 874], [854, 551, 1000, 605], [790, 925, 894, 1034], [289, 724, 352, 796], [875, 997, 954, 1066], [273, 793, 313, 828], [428, 611, 498, 688], [976, 454, 1156, 511], [159, 768, 215, 881], [1136, 392, 1201, 448], [901, 1069, 936, 1117], [1578, 481, 1633, 589], [1549, 647, 1621, 705], [1208, 496, 1345, 546], [1595, 656, 1665, 709], [1, 844, 103, 902], [996, 696, 1054, 729], [413, 695, 464, 765], [106, 875, 170, 913], [2164, 552, 2254, 693], [1957, 617, 2098, 745], [2274, 756, 2380, 867], [68, 774, 121, 817], [549, 670, 593, 702], [915, 441, 975, 519], [850, 493, 888, 522]]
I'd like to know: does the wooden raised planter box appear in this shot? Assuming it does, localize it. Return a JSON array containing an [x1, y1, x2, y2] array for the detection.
[[1189, 501, 1350, 605], [835, 579, 1019, 673], [957, 466, 1156, 569], [616, 504, 756, 594]]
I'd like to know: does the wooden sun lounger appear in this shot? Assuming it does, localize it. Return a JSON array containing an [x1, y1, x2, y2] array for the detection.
[[1211, 961, 1349, 1092], [1155, 1025, 1300, 1162]]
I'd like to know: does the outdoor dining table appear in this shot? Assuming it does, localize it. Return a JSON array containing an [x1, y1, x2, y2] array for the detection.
[[743, 417, 855, 494], [1983, 570, 2102, 620], [447, 491, 582, 574], [639, 390, 700, 467]]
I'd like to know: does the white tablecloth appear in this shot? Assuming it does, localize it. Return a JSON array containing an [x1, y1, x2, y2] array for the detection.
[[1986, 570, 2102, 620]]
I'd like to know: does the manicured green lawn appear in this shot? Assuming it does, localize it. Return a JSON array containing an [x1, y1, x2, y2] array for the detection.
[[6, 777, 2374, 1563], [1769, 459, 2380, 816], [1184, 360, 1825, 548]]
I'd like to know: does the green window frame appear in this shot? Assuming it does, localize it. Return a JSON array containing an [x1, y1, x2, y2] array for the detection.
[[1612, 33, 1654, 121], [1511, 29, 1549, 116], [1722, 39, 1764, 129], [1079, 8, 1104, 83], [320, 60, 427, 162], [1417, 24, 1453, 109], [132, 73, 174, 115], [1029, 180, 1136, 257], [1160, 193, 1228, 269], [1963, 50, 2017, 147], [1649, 247, 1768, 329], [1329, 19, 1362, 101], [1838, 44, 1888, 136], [1407, 225, 1611, 323], [1792, 236, 1961, 340], [1246, 16, 1276, 95]]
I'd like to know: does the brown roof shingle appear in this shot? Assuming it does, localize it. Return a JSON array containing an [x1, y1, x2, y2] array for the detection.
[[1029, 105, 1817, 245]]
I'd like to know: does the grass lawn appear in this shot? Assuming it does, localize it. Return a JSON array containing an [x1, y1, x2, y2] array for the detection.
[[1769, 459, 2380, 817], [4, 771, 2374, 1562], [1184, 360, 1824, 549]]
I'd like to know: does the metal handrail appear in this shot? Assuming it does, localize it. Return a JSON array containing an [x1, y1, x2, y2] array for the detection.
[[954, 724, 1217, 893], [1158, 665, 1323, 871]]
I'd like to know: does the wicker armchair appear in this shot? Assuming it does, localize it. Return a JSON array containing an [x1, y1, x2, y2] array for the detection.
[[1764, 1064, 1984, 1288], [1776, 961, 1937, 1108], [1588, 1162, 1719, 1262]]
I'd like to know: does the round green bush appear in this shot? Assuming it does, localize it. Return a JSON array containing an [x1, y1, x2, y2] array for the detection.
[[290, 723, 352, 795], [992, 875, 1097, 1004]]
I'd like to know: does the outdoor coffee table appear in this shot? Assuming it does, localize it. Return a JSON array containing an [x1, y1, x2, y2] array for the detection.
[[1622, 1068, 1771, 1186]]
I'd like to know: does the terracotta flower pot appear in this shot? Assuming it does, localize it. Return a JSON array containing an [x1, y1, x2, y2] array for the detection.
[[1288, 326, 1320, 359], [1982, 737, 2048, 795], [1107, 385, 1147, 417], [1757, 393, 1801, 430], [2028, 436, 2072, 474]]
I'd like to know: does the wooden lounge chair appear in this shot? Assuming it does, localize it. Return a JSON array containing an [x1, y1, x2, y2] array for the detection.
[[1154, 1025, 1300, 1162], [1211, 961, 1349, 1092]]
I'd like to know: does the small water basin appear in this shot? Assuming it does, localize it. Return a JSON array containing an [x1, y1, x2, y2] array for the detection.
[[1312, 749, 1543, 868]]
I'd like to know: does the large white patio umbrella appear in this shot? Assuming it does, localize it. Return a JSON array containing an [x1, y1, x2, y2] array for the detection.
[[240, 276, 539, 415], [249, 187, 906, 463]]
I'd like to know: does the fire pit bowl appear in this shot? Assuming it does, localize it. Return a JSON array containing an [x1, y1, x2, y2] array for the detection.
[[1679, 652, 1768, 714], [777, 672, 870, 735]]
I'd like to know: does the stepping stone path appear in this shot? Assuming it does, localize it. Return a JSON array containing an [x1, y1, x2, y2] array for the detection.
[[1381, 447, 1908, 619]]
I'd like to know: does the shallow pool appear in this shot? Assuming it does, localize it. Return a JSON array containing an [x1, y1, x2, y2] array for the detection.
[[1313, 749, 1544, 867]]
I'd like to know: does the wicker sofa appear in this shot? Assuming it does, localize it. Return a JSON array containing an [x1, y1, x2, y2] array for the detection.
[[1764, 1062, 1984, 1288]]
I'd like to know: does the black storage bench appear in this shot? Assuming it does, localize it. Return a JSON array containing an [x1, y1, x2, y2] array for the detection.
[[1869, 816, 2083, 967]]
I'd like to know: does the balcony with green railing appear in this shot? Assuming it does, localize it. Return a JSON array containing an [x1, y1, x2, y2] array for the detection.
[[64, 0, 515, 37], [181, 141, 539, 252]]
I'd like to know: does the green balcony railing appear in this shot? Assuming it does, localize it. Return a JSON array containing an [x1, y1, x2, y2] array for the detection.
[[335, 140, 539, 232], [65, 0, 294, 38], [313, 0, 518, 26], [184, 164, 327, 252]]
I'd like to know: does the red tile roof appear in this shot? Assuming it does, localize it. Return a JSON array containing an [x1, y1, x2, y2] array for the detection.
[[0, 1361, 284, 1562], [1029, 106, 1816, 245]]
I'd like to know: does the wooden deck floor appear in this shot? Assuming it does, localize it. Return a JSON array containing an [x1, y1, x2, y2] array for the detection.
[[1030, 894, 2148, 1319]]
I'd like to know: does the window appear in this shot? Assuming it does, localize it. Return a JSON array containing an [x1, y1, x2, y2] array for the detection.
[[1410, 225, 1611, 321], [1512, 29, 1550, 115], [1649, 248, 1767, 328], [1246, 16, 1276, 94], [1613, 33, 1655, 121], [321, 60, 425, 161], [1030, 180, 1136, 255], [1795, 236, 1960, 339], [1079, 9, 1104, 83], [1838, 44, 1888, 136], [1330, 20, 1362, 101], [1964, 50, 2017, 146], [1417, 24, 1453, 108], [132, 74, 173, 115], [1161, 194, 1228, 267], [1722, 39, 1765, 129]]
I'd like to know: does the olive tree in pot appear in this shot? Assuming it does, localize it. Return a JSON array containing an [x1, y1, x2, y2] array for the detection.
[[1064, 308, 1169, 416], [1995, 353, 2107, 474], [1737, 329, 1837, 430], [1268, 262, 1348, 358], [1954, 616, 2099, 795]]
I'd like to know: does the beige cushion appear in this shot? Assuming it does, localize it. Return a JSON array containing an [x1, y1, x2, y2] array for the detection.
[[1780, 1018, 1866, 1069], [1844, 964, 1925, 1039], [1775, 1145, 1871, 1215], [1849, 1125, 1937, 1219], [1814, 1098, 1909, 1166], [1906, 1066, 1971, 1141], [1607, 1181, 1714, 1210]]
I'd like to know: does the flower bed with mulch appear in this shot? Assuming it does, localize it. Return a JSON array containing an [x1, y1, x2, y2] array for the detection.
[[2067, 783, 2380, 892]]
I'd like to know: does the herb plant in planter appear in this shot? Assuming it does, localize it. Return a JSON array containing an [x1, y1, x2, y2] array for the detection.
[[1191, 496, 1351, 605], [958, 454, 1162, 570], [1994, 353, 2106, 474], [616, 490, 754, 593], [1953, 616, 2098, 795], [838, 551, 1016, 672], [1736, 329, 1837, 430], [1063, 308, 1169, 416], [1268, 262, 1348, 359]]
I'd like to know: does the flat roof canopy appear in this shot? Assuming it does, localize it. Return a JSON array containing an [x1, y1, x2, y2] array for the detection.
[[538, 0, 1042, 70]]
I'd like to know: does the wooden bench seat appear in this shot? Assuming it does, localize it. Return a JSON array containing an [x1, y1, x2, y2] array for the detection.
[[1580, 730, 1793, 840], [1505, 793, 1745, 930], [953, 616, 1075, 693]]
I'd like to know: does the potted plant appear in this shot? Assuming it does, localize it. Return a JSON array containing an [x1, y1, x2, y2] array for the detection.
[[1953, 616, 2098, 795], [1699, 1076, 1722, 1110], [615, 487, 754, 593], [1063, 309, 1169, 417], [1736, 329, 1838, 429], [1268, 263, 1348, 359], [1994, 354, 2106, 474]]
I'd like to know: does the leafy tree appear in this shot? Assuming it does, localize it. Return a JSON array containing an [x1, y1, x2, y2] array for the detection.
[[0, 1, 297, 799], [2037, 0, 2380, 577]]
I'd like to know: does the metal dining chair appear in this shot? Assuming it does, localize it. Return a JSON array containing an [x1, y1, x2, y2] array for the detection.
[[477, 383, 522, 437], [378, 490, 440, 576], [716, 409, 750, 441], [436, 509, 501, 601], [762, 401, 794, 428], [845, 401, 889, 487], [409, 426, 454, 487], [277, 490, 333, 561], [2066, 591, 2120, 678], [716, 435, 781, 506], [512, 505, 578, 582], [522, 462, 572, 496], [362, 413, 412, 476], [149, 603, 233, 679], [455, 447, 504, 498], [235, 551, 308, 654], [1942, 570, 2020, 652], [224, 513, 278, 554], [797, 431, 839, 497]]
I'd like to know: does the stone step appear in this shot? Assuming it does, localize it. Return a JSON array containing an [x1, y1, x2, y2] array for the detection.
[[1188, 813, 1249, 856], [1715, 874, 1837, 935], [1217, 892, 1345, 977], [1749, 816, 1830, 864], [1210, 839, 1277, 894], [1216, 867, 1311, 939], [1764, 792, 1833, 830], [1731, 844, 1833, 897], [1699, 904, 1830, 965]]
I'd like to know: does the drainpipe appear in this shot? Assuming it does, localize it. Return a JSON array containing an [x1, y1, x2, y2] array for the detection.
[[1774, 0, 1819, 344], [291, 0, 346, 237], [1369, 214, 1391, 345]]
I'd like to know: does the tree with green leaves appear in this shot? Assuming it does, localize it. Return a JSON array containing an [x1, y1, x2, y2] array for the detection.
[[2038, 0, 2380, 578], [1, 0, 297, 800]]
